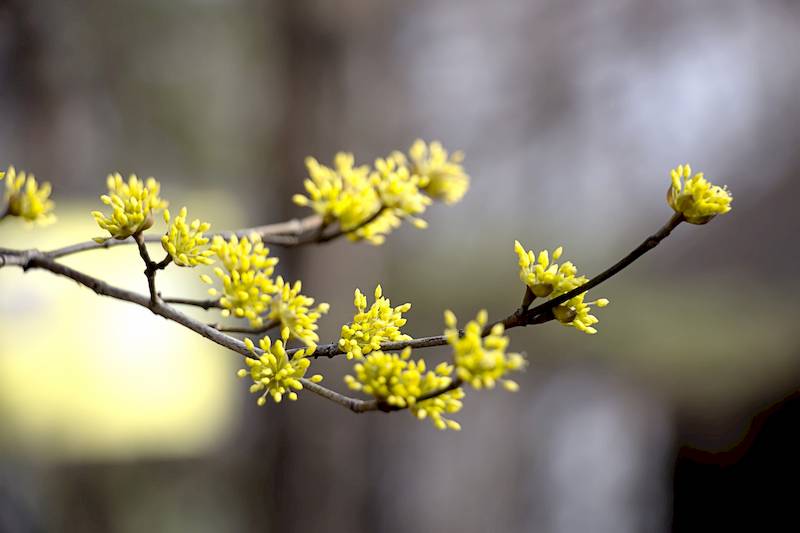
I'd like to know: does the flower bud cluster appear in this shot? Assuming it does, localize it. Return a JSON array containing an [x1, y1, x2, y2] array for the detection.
[[667, 164, 732, 224], [293, 140, 470, 245], [202, 234, 278, 326], [344, 347, 463, 430], [238, 331, 322, 406], [339, 285, 411, 360], [444, 310, 526, 390], [92, 173, 168, 240], [161, 207, 214, 267], [267, 276, 330, 347], [1, 166, 56, 225], [514, 241, 609, 334]]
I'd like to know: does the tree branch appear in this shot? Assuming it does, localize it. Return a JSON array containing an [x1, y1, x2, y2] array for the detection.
[[0, 210, 687, 416], [161, 296, 222, 309], [311, 205, 389, 244], [42, 205, 389, 261], [45, 215, 325, 260], [133, 232, 170, 305], [299, 334, 455, 359], [0, 250, 380, 413], [211, 319, 280, 335], [518, 212, 684, 326]]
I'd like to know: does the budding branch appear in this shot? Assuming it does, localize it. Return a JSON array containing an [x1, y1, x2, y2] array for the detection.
[[0, 211, 686, 415]]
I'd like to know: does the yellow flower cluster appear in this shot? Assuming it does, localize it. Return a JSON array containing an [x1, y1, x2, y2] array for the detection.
[[406, 139, 470, 204], [371, 154, 431, 229], [161, 207, 214, 267], [267, 276, 330, 347], [338, 285, 411, 360], [344, 347, 463, 430], [513, 241, 609, 334], [410, 372, 465, 431], [514, 241, 585, 298], [1, 166, 56, 225], [667, 164, 732, 224], [202, 234, 278, 326], [444, 310, 525, 390], [293, 140, 469, 245], [294, 152, 379, 236], [92, 173, 168, 240], [552, 293, 609, 335], [238, 332, 322, 406]]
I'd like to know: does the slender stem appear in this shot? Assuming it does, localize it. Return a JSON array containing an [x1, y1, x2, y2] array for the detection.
[[299, 334, 454, 359], [154, 255, 173, 270], [519, 212, 684, 325], [133, 233, 158, 303], [45, 215, 324, 260], [313, 205, 388, 244], [162, 296, 222, 309], [520, 286, 535, 311], [134, 232, 171, 305], [212, 319, 280, 335]]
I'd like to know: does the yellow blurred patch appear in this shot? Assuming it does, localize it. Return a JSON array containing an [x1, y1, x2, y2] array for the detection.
[[0, 201, 240, 461]]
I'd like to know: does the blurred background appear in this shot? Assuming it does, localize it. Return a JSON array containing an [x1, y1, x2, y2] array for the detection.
[[1, 1, 798, 531]]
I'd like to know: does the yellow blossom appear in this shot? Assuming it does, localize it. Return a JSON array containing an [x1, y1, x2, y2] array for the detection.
[[514, 241, 586, 298], [406, 139, 470, 204], [668, 164, 732, 224], [91, 173, 168, 240], [237, 330, 322, 406], [267, 276, 329, 347], [339, 285, 411, 360], [293, 153, 385, 242], [202, 234, 278, 326], [370, 154, 431, 229], [344, 347, 463, 430], [444, 309, 525, 390], [161, 207, 214, 267], [1, 166, 56, 225], [513, 241, 610, 334], [552, 294, 609, 335], [410, 361, 464, 431], [293, 142, 469, 245]]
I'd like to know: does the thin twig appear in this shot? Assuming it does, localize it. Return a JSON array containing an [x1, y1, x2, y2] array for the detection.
[[161, 296, 222, 309], [211, 319, 280, 335], [518, 212, 684, 326], [44, 215, 324, 260], [299, 334, 455, 359], [520, 286, 535, 311], [312, 205, 388, 244], [133, 232, 170, 305]]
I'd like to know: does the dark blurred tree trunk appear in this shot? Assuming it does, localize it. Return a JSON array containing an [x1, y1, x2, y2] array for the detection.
[[237, 2, 359, 532]]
